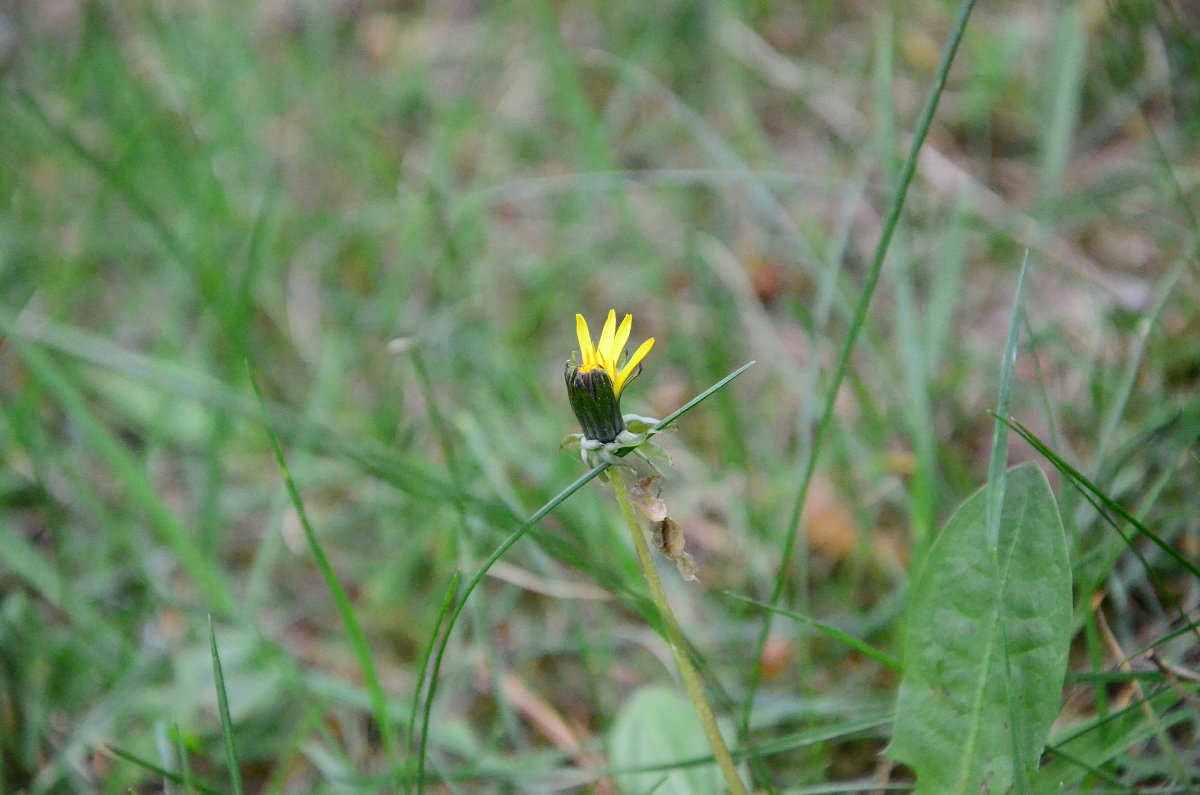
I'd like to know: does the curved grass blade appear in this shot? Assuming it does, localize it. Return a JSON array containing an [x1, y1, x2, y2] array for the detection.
[[405, 571, 460, 788], [414, 361, 754, 792]]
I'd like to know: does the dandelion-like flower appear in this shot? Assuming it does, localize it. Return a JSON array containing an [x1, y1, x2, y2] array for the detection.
[[563, 311, 698, 579], [565, 310, 655, 443]]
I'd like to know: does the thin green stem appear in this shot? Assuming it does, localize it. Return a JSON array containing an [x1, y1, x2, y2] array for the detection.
[[609, 468, 748, 795]]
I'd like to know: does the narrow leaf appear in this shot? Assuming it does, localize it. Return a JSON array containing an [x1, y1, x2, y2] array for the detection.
[[986, 251, 1028, 552], [249, 370, 399, 768], [209, 616, 245, 795]]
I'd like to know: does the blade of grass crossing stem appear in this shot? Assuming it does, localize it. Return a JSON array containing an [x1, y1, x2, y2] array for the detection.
[[415, 362, 754, 793], [411, 347, 520, 754], [209, 616, 245, 795], [249, 372, 400, 772], [739, 0, 982, 744], [986, 253, 1029, 552]]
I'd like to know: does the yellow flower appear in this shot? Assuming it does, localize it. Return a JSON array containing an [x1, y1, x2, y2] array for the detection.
[[566, 311, 656, 443], [575, 310, 655, 398]]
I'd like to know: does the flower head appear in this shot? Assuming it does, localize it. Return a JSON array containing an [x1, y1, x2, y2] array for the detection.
[[565, 310, 655, 443], [574, 310, 655, 398]]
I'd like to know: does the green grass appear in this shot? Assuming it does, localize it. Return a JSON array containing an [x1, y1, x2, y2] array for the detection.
[[1, 1, 1198, 792]]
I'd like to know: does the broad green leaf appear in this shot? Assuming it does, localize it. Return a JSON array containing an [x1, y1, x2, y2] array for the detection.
[[887, 464, 1071, 793], [609, 686, 724, 795]]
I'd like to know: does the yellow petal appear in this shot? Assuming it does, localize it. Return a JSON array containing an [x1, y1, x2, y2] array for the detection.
[[611, 314, 632, 364], [576, 314, 595, 369], [596, 309, 617, 374], [613, 336, 654, 396]]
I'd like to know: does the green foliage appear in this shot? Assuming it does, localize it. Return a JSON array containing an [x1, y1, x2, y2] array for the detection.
[[888, 464, 1072, 793], [209, 617, 246, 795], [0, 0, 1197, 791]]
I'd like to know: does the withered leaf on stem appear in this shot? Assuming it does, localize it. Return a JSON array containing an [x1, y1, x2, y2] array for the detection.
[[629, 476, 668, 522], [653, 517, 698, 582]]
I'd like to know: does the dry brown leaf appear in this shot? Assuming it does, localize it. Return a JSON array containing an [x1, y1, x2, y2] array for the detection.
[[653, 517, 698, 582], [630, 476, 668, 522]]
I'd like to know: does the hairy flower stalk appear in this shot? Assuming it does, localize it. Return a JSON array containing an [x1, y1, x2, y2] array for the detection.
[[565, 311, 748, 795]]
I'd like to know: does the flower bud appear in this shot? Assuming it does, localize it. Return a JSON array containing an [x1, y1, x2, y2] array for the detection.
[[565, 363, 626, 443]]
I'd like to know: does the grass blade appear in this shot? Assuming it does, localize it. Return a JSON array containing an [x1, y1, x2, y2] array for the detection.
[[724, 592, 901, 671], [173, 722, 197, 795], [406, 571, 460, 788], [0, 314, 239, 616], [249, 370, 400, 772], [208, 616, 245, 795], [986, 252, 1029, 552], [999, 417, 1200, 587], [10, 315, 515, 525]]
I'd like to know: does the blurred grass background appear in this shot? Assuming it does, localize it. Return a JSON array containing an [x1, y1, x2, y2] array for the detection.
[[1, 0, 1198, 791]]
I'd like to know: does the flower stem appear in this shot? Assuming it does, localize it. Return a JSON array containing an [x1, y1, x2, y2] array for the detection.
[[609, 468, 748, 795]]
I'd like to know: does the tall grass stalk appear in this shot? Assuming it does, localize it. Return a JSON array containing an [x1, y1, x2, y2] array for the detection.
[[739, 0, 981, 747]]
